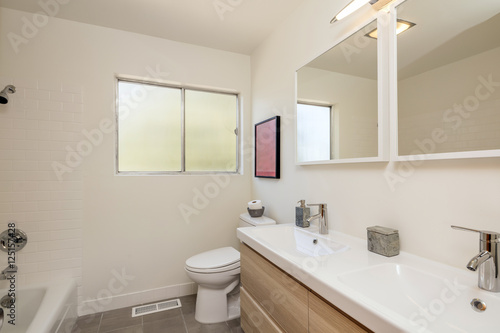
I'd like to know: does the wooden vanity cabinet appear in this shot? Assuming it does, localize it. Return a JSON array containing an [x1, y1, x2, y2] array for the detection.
[[308, 292, 370, 333], [240, 287, 284, 333], [240, 243, 308, 333], [240, 243, 372, 333]]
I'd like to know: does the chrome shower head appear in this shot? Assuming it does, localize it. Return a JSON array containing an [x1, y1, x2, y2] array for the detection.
[[0, 85, 16, 104]]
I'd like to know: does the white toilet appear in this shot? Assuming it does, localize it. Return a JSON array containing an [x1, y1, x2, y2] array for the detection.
[[185, 213, 276, 324]]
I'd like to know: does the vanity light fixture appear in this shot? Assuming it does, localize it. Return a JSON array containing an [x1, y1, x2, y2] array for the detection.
[[330, 0, 395, 23], [365, 19, 416, 39]]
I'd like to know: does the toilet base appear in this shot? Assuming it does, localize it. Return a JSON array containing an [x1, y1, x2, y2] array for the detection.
[[194, 279, 240, 324], [227, 289, 241, 321]]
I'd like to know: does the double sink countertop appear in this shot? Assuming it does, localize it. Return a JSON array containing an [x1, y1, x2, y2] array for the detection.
[[237, 223, 499, 333]]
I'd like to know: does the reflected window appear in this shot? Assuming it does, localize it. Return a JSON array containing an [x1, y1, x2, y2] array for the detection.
[[117, 79, 238, 173], [297, 103, 333, 162]]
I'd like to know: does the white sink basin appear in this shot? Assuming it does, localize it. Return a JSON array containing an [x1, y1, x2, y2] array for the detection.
[[293, 228, 349, 256], [338, 263, 500, 332], [240, 224, 348, 257]]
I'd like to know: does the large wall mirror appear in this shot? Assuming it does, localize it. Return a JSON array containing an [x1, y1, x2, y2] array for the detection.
[[296, 18, 388, 164], [396, 0, 500, 159]]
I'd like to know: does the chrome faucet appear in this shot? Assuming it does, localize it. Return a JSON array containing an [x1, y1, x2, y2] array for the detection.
[[307, 204, 328, 235], [0, 265, 16, 280], [452, 226, 500, 292]]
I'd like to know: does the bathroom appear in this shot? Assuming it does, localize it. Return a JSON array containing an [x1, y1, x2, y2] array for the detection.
[[0, 0, 499, 332]]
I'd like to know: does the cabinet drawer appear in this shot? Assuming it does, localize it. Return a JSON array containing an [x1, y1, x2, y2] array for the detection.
[[241, 287, 284, 333], [241, 243, 308, 333], [309, 292, 372, 333]]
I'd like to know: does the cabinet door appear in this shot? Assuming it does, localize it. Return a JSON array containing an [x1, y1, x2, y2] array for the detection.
[[309, 292, 372, 333], [241, 244, 308, 333], [241, 287, 284, 333]]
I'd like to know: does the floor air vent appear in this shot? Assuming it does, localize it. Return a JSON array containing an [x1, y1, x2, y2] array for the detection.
[[131, 299, 182, 317]]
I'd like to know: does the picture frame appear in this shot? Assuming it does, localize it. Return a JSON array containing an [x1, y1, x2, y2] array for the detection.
[[255, 116, 280, 178]]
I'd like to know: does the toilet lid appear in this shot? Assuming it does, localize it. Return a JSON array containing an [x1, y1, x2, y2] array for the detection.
[[185, 247, 240, 270], [185, 261, 240, 274]]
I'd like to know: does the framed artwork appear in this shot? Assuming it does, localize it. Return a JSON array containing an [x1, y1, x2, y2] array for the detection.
[[255, 116, 280, 178]]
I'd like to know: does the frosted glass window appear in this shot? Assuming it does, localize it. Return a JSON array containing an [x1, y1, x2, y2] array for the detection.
[[297, 103, 332, 162], [116, 79, 239, 174], [185, 90, 237, 172], [118, 81, 181, 172]]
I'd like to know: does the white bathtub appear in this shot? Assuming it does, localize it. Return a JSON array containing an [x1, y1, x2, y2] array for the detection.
[[0, 279, 77, 333]]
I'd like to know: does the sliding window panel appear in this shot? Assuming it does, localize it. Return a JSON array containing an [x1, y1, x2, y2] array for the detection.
[[118, 81, 182, 172], [184, 90, 238, 172]]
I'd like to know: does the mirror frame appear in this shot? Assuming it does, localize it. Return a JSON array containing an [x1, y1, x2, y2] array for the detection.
[[295, 12, 390, 165], [389, 0, 500, 162]]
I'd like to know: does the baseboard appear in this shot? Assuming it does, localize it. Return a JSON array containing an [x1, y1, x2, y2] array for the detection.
[[78, 282, 197, 316]]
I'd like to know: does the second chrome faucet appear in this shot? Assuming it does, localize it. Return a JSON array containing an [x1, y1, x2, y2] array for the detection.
[[452, 225, 500, 292]]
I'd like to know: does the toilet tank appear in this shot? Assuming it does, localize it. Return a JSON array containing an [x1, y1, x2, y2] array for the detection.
[[239, 213, 276, 228]]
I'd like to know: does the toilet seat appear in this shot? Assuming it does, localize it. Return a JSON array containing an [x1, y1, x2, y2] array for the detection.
[[185, 247, 240, 273], [185, 261, 240, 274]]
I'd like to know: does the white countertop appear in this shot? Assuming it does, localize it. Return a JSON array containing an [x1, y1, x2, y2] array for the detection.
[[237, 224, 500, 333]]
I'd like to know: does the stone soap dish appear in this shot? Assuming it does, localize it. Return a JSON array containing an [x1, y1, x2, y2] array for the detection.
[[247, 207, 265, 217], [367, 226, 399, 257]]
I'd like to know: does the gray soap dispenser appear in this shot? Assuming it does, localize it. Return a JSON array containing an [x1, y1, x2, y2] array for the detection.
[[296, 200, 311, 228]]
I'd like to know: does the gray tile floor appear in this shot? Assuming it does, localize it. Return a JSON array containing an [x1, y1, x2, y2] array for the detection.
[[71, 295, 242, 333]]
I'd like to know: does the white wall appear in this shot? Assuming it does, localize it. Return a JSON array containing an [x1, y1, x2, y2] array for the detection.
[[399, 46, 500, 155], [251, 0, 500, 270], [0, 7, 252, 314]]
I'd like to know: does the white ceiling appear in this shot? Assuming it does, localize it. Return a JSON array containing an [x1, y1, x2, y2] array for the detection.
[[302, 0, 500, 80], [0, 0, 306, 54]]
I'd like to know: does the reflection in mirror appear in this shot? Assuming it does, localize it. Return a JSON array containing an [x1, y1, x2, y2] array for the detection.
[[397, 0, 500, 156], [297, 103, 334, 162], [296, 20, 378, 162]]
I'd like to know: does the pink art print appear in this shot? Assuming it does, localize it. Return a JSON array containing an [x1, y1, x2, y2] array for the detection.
[[255, 116, 280, 178]]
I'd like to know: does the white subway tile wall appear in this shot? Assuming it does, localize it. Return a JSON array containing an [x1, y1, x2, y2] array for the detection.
[[398, 100, 500, 155], [0, 76, 83, 298]]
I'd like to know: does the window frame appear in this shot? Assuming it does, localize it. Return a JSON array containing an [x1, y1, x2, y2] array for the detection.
[[115, 77, 240, 175]]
